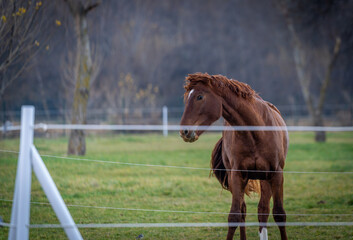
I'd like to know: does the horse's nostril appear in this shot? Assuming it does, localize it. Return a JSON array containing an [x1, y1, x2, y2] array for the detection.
[[183, 129, 189, 136]]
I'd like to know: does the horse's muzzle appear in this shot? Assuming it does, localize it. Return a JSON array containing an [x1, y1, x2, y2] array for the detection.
[[179, 129, 199, 143]]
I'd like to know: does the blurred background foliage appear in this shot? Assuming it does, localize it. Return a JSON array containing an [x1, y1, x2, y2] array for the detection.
[[1, 0, 352, 123]]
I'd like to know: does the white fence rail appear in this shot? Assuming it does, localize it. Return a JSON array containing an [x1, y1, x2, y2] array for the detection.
[[1, 104, 353, 135], [2, 123, 353, 133]]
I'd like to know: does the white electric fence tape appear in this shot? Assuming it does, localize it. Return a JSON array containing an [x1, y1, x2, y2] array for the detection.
[[1, 123, 353, 132]]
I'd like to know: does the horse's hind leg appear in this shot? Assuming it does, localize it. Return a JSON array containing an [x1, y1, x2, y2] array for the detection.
[[258, 180, 271, 239], [271, 171, 288, 240], [240, 201, 247, 240]]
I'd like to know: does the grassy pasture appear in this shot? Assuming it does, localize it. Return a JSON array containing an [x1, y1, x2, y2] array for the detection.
[[0, 132, 352, 239]]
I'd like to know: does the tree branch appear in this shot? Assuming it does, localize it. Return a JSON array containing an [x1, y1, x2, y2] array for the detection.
[[84, 1, 101, 14]]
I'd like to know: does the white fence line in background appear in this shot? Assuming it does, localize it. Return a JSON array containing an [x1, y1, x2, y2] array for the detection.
[[32, 124, 353, 132], [2, 123, 353, 132], [2, 125, 21, 131], [1, 149, 353, 174]]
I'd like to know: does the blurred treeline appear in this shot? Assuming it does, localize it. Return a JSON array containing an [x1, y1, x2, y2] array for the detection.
[[2, 0, 353, 117]]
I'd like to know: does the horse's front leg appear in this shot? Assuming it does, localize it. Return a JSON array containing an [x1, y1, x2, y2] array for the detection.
[[258, 180, 271, 240], [227, 172, 247, 240], [271, 170, 288, 240]]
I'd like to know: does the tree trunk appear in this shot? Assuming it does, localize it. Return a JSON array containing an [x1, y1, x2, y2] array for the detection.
[[313, 110, 326, 142], [281, 7, 341, 142], [314, 37, 341, 142], [36, 68, 51, 121], [68, 11, 93, 155], [290, 35, 340, 142], [286, 22, 324, 141]]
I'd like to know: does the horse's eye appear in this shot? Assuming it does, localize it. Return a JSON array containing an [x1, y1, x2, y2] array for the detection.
[[196, 95, 203, 100]]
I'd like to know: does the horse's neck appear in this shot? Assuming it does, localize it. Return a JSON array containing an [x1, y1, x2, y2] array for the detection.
[[221, 95, 265, 127]]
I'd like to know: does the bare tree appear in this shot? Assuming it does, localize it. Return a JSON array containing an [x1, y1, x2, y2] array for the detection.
[[0, 0, 50, 120], [63, 0, 100, 155], [275, 0, 345, 142], [2, 0, 352, 128]]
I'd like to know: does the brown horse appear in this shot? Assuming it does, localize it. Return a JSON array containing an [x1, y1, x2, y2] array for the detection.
[[180, 73, 288, 240]]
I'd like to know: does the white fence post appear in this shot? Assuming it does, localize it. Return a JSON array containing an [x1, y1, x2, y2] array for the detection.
[[163, 106, 168, 137], [9, 106, 34, 240], [31, 146, 83, 240], [9, 105, 82, 240]]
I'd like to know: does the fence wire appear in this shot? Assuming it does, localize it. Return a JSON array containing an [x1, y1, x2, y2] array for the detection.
[[1, 199, 352, 217], [0, 149, 352, 174], [1, 221, 353, 229]]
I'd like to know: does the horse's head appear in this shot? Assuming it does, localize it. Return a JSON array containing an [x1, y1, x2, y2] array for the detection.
[[180, 73, 222, 142]]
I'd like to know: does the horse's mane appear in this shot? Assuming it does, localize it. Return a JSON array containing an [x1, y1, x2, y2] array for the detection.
[[184, 73, 282, 115], [265, 101, 281, 115], [184, 72, 259, 102]]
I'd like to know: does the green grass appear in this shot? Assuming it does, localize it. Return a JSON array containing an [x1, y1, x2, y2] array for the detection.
[[0, 132, 352, 239]]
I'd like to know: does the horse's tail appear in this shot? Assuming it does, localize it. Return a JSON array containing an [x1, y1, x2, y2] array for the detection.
[[210, 137, 229, 190], [245, 179, 261, 197], [211, 137, 261, 196]]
